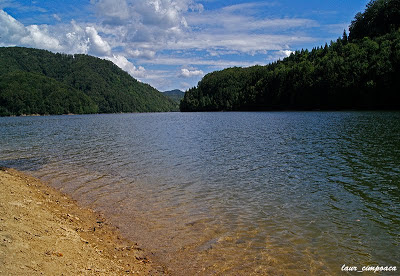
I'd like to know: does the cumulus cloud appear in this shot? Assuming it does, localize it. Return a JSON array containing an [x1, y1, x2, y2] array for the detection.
[[63, 20, 90, 53], [0, 10, 26, 44], [0, 0, 327, 91], [0, 9, 146, 82], [0, 10, 62, 51], [179, 68, 204, 78], [106, 54, 146, 78], [136, 0, 195, 28], [264, 50, 295, 62], [1, 10, 113, 57], [23, 25, 62, 50], [85, 26, 112, 56], [281, 50, 294, 57], [90, 0, 198, 45]]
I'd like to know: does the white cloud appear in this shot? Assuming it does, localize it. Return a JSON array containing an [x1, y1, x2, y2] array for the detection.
[[186, 3, 317, 33], [63, 20, 90, 53], [281, 50, 294, 57], [164, 33, 314, 54], [126, 48, 156, 59], [264, 50, 295, 62], [0, 10, 146, 82], [0, 9, 27, 44], [53, 14, 62, 22], [177, 2, 318, 57], [135, 68, 177, 91], [0, 10, 62, 51], [221, 2, 278, 13], [106, 54, 146, 78], [188, 2, 203, 13], [92, 0, 130, 25], [23, 25, 62, 50], [85, 26, 112, 56], [179, 68, 204, 78], [141, 55, 261, 68], [91, 0, 194, 40], [85, 0, 202, 70], [0, 0, 332, 91], [137, 0, 192, 28]]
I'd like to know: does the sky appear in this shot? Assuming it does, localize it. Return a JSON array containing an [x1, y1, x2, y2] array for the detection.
[[0, 0, 369, 92]]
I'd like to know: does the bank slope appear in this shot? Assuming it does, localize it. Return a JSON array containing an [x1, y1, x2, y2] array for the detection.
[[0, 47, 176, 116], [180, 0, 400, 111]]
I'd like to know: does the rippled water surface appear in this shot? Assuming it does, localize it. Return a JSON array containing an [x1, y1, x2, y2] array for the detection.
[[1, 112, 399, 275]]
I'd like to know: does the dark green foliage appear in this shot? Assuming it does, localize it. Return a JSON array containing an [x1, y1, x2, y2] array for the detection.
[[181, 0, 400, 112], [349, 0, 400, 41], [0, 72, 98, 116], [0, 47, 176, 116], [163, 89, 185, 102], [163, 89, 185, 110]]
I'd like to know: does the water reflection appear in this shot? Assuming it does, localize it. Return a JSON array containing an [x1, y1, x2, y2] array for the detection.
[[0, 112, 399, 275]]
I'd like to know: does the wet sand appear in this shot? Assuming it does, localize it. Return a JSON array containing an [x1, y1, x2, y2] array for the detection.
[[0, 168, 169, 275]]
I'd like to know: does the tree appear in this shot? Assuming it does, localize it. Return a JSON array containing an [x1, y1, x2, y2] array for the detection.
[[180, 0, 400, 112], [0, 47, 177, 116]]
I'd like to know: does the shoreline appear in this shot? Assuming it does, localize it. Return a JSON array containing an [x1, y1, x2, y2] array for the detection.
[[0, 168, 169, 275]]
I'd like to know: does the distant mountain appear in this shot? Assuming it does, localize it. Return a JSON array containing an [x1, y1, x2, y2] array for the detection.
[[0, 47, 176, 116], [163, 89, 185, 102]]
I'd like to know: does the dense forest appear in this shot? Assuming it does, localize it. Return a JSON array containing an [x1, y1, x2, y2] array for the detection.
[[163, 89, 185, 102], [163, 89, 185, 109], [180, 0, 400, 111], [0, 47, 176, 116], [163, 89, 185, 110]]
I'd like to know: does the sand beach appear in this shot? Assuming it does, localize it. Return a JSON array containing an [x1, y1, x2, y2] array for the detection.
[[0, 168, 168, 275]]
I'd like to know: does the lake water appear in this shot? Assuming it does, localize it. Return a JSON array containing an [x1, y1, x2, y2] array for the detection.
[[1, 112, 399, 275]]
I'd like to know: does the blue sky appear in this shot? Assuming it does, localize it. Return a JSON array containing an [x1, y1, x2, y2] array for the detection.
[[1, 0, 369, 91]]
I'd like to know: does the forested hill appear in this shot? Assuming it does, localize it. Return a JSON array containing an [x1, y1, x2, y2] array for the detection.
[[0, 47, 176, 116], [163, 89, 185, 102], [180, 0, 400, 111]]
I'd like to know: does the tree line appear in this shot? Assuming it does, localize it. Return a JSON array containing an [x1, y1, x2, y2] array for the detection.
[[0, 48, 176, 116], [180, 0, 400, 111]]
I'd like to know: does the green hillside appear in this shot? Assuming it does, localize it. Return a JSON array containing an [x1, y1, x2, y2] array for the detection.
[[163, 89, 185, 103], [0, 47, 176, 116], [0, 71, 97, 116], [180, 0, 400, 111], [162, 89, 185, 110]]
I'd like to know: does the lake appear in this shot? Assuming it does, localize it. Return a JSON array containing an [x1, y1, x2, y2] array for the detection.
[[1, 112, 399, 275]]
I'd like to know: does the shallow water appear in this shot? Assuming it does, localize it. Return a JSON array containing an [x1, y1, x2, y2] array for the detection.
[[1, 112, 399, 275]]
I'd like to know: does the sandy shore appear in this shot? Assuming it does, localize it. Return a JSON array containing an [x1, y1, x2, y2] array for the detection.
[[0, 168, 168, 275]]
